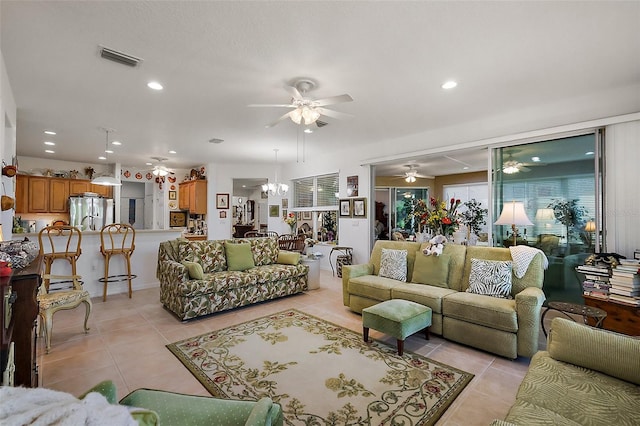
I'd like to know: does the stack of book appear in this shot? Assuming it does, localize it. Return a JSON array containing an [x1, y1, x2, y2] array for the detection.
[[608, 259, 640, 306], [577, 264, 611, 299]]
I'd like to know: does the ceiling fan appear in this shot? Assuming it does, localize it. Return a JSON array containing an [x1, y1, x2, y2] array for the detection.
[[249, 79, 354, 128], [394, 164, 434, 182], [147, 157, 174, 177]]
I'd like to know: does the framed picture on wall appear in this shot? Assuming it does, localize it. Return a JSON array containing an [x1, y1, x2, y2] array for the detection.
[[216, 193, 230, 209], [302, 211, 312, 220], [353, 197, 367, 217], [168, 191, 176, 200], [347, 175, 359, 197], [282, 198, 288, 208], [269, 205, 279, 217], [297, 212, 303, 220], [282, 209, 288, 219], [219, 211, 227, 219], [339, 199, 352, 217]]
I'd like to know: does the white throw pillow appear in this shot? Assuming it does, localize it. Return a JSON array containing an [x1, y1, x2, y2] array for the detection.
[[379, 248, 408, 282], [466, 259, 513, 299]]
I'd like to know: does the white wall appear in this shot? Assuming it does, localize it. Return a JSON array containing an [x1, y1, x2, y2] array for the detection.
[[1, 47, 17, 240], [604, 120, 640, 259]]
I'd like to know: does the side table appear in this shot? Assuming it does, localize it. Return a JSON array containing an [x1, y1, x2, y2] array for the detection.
[[301, 257, 320, 290], [541, 301, 607, 337]]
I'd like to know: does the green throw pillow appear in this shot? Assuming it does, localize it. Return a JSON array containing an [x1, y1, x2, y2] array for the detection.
[[182, 261, 204, 280], [225, 242, 256, 271], [411, 254, 450, 288], [277, 251, 300, 265]]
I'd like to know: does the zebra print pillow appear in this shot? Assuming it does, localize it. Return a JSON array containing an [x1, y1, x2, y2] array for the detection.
[[466, 259, 513, 299], [379, 248, 408, 282]]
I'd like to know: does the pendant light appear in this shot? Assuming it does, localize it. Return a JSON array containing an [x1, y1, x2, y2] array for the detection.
[[92, 128, 122, 186], [262, 149, 289, 196]]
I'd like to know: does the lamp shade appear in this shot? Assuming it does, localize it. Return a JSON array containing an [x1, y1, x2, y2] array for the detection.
[[535, 208, 555, 221], [585, 220, 596, 232], [495, 201, 533, 226], [91, 175, 122, 186]]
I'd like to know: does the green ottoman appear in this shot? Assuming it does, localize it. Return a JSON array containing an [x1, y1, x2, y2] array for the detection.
[[362, 299, 432, 356]]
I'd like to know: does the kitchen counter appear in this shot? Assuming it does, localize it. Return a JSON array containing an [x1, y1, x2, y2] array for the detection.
[[13, 228, 182, 299]]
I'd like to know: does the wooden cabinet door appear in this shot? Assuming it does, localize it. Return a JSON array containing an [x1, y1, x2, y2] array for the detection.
[[90, 184, 113, 198], [69, 180, 90, 195], [15, 175, 29, 213], [27, 177, 49, 212], [191, 180, 207, 215], [178, 182, 190, 210], [48, 178, 69, 212]]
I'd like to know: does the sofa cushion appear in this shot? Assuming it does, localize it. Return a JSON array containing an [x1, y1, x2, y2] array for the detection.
[[548, 318, 640, 385], [466, 259, 513, 299], [391, 282, 457, 314], [349, 275, 400, 301], [247, 264, 308, 284], [181, 261, 204, 280], [379, 248, 408, 281], [504, 350, 640, 425], [443, 291, 518, 332], [179, 240, 228, 273], [234, 237, 279, 266], [277, 250, 300, 265], [411, 253, 450, 288], [225, 243, 256, 271], [177, 271, 258, 297]]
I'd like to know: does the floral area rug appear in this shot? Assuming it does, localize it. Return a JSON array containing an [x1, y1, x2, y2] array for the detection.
[[167, 309, 474, 425]]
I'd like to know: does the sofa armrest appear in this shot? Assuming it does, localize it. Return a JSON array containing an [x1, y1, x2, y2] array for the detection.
[[342, 263, 374, 306], [514, 286, 546, 357], [158, 259, 189, 297], [548, 317, 640, 385]]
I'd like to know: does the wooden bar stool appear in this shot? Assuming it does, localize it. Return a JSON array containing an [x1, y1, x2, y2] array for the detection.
[[38, 225, 82, 289], [99, 223, 136, 301]]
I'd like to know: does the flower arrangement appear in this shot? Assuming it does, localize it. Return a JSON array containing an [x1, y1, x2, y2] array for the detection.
[[284, 212, 297, 233], [459, 199, 488, 237], [414, 197, 461, 236]]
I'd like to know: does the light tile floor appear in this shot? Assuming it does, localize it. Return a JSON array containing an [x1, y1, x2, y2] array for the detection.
[[37, 270, 560, 425]]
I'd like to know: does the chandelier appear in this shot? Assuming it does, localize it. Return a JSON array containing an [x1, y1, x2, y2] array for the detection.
[[92, 128, 122, 186], [262, 149, 289, 196]]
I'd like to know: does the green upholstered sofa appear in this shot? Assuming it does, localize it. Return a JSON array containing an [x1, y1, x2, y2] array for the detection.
[[157, 237, 308, 320], [491, 318, 640, 426], [342, 240, 546, 359]]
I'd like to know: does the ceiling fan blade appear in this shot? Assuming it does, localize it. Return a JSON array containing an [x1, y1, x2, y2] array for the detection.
[[248, 103, 295, 108], [266, 111, 293, 128], [315, 107, 354, 120], [285, 85, 304, 101], [313, 94, 353, 107], [520, 165, 531, 172]]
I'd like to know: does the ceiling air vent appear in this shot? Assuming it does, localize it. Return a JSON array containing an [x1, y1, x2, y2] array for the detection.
[[316, 120, 328, 128], [209, 138, 224, 144], [99, 46, 142, 68]]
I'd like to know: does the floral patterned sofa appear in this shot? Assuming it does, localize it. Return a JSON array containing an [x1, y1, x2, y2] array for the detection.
[[157, 237, 308, 320]]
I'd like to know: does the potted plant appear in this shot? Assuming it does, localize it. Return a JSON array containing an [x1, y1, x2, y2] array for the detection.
[[547, 198, 587, 254], [459, 199, 487, 245]]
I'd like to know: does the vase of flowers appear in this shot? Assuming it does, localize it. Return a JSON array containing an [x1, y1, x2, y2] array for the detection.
[[414, 197, 461, 237], [460, 199, 488, 245], [284, 212, 297, 234]]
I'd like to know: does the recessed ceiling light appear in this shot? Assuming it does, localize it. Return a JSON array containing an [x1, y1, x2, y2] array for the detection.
[[98, 155, 107, 160], [45, 149, 55, 154], [146, 162, 153, 166], [44, 141, 55, 146], [304, 128, 313, 134], [463, 166, 469, 170], [585, 151, 594, 155], [531, 156, 540, 162], [169, 150, 177, 154], [44, 130, 56, 135], [105, 149, 114, 154], [112, 140, 122, 146], [442, 81, 457, 89], [147, 81, 163, 91]]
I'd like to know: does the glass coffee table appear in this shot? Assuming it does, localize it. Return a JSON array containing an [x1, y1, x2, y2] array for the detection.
[[541, 301, 607, 337]]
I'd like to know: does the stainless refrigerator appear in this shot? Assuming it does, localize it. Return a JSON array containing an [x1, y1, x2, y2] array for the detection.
[[69, 194, 114, 231]]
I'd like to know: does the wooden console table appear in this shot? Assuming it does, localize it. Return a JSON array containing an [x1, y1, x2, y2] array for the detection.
[[583, 295, 640, 336]]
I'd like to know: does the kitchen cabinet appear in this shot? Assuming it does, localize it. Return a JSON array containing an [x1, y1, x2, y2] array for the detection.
[[179, 180, 207, 215], [49, 178, 69, 212], [15, 175, 112, 214], [27, 177, 49, 213], [15, 175, 29, 213]]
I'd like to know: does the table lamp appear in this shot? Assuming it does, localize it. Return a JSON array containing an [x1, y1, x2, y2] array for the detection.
[[495, 201, 533, 246]]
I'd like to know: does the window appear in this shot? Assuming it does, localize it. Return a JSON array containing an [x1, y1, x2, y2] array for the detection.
[[293, 173, 339, 242]]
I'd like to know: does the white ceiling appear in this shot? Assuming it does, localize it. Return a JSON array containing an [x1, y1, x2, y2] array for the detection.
[[2, 1, 639, 177]]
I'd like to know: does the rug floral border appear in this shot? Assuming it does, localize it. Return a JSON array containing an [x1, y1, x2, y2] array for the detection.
[[167, 309, 474, 425]]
